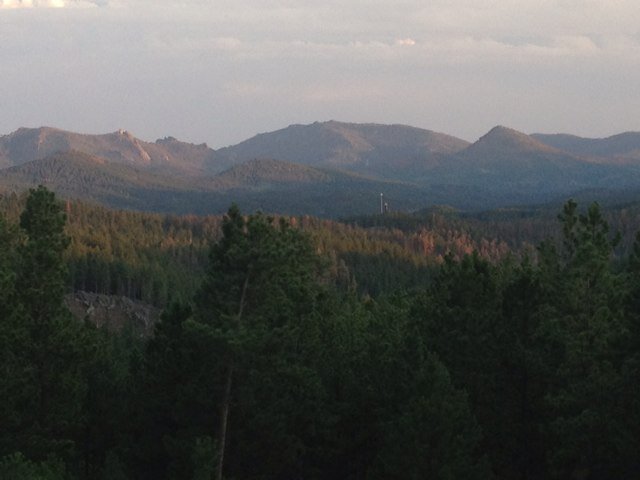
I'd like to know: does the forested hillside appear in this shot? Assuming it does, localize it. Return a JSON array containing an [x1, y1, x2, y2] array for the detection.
[[0, 193, 524, 304], [2, 187, 640, 479], [5, 190, 640, 304], [5, 123, 640, 216]]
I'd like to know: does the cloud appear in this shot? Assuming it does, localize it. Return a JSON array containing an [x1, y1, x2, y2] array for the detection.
[[0, 0, 105, 8], [395, 38, 416, 46], [1, 0, 64, 7], [1, 0, 639, 146]]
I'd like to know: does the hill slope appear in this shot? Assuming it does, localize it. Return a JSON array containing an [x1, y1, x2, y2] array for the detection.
[[532, 131, 640, 164], [1, 152, 473, 216], [0, 127, 218, 174], [4, 123, 640, 216], [0, 151, 216, 211], [421, 126, 640, 195], [214, 120, 470, 177]]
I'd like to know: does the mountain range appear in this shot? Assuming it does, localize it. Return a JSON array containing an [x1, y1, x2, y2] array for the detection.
[[2, 121, 640, 216]]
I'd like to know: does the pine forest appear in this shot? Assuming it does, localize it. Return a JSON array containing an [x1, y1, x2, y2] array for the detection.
[[1, 186, 640, 479]]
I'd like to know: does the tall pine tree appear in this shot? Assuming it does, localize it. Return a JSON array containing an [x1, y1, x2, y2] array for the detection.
[[2, 187, 89, 468]]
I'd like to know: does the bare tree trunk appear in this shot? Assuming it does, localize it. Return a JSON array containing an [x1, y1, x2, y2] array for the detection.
[[215, 271, 251, 480], [215, 364, 234, 480]]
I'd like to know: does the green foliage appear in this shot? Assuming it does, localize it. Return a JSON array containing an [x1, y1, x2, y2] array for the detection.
[[131, 302, 226, 480], [0, 214, 28, 466], [78, 323, 142, 479], [100, 451, 129, 480], [4, 193, 640, 479], [0, 452, 68, 480], [325, 297, 491, 480], [408, 200, 640, 479], [195, 205, 322, 328], [371, 353, 488, 480], [130, 205, 491, 479], [0, 214, 19, 308], [8, 188, 88, 464], [17, 185, 70, 323], [412, 253, 516, 476], [538, 201, 632, 479], [0, 187, 106, 478], [64, 202, 217, 306], [192, 205, 326, 479], [190, 437, 217, 480]]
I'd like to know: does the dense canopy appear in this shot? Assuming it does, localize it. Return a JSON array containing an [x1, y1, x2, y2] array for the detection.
[[1, 187, 639, 479]]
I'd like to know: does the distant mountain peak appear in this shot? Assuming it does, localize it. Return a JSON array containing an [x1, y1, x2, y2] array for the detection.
[[532, 131, 640, 163], [156, 136, 178, 143], [5, 122, 640, 217], [214, 120, 470, 176], [0, 126, 216, 174], [481, 125, 533, 142], [471, 125, 559, 154], [452, 124, 588, 175]]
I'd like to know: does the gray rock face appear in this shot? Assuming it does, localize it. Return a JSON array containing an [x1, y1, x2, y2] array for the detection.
[[65, 291, 161, 336]]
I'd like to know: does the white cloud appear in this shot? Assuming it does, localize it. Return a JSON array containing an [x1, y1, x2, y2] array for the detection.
[[395, 38, 416, 46], [1, 0, 639, 145], [0, 0, 104, 8], [0, 0, 65, 7]]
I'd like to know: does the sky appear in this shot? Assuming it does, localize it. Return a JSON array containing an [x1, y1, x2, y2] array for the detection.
[[1, 0, 639, 148]]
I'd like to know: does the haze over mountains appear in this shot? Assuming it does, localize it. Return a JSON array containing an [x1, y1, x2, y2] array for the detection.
[[2, 121, 640, 217], [531, 132, 640, 164], [0, 127, 216, 174], [214, 121, 470, 176]]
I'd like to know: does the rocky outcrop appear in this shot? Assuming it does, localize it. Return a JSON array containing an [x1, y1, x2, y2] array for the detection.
[[65, 291, 161, 336]]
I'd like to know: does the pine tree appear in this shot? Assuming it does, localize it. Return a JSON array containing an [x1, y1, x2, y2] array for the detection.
[[540, 201, 628, 479], [0, 213, 28, 459], [4, 187, 89, 467], [131, 206, 327, 479], [17, 186, 70, 324]]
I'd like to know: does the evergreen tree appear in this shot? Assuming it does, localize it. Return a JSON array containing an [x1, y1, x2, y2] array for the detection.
[[497, 260, 548, 480], [0, 214, 29, 460], [370, 351, 489, 480], [196, 206, 324, 479], [2, 187, 89, 469], [340, 296, 491, 480], [17, 186, 70, 323], [539, 201, 629, 479], [412, 253, 507, 468], [132, 302, 222, 480], [134, 205, 326, 479]]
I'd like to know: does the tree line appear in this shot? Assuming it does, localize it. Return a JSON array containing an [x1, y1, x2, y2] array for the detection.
[[0, 192, 521, 304], [1, 187, 639, 479]]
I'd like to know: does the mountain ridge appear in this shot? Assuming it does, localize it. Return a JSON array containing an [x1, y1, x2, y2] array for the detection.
[[3, 122, 640, 216], [214, 120, 471, 176], [532, 131, 640, 164], [0, 126, 218, 174], [467, 126, 566, 156]]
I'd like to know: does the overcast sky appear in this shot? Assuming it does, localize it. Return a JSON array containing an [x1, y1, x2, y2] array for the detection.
[[1, 0, 639, 147]]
